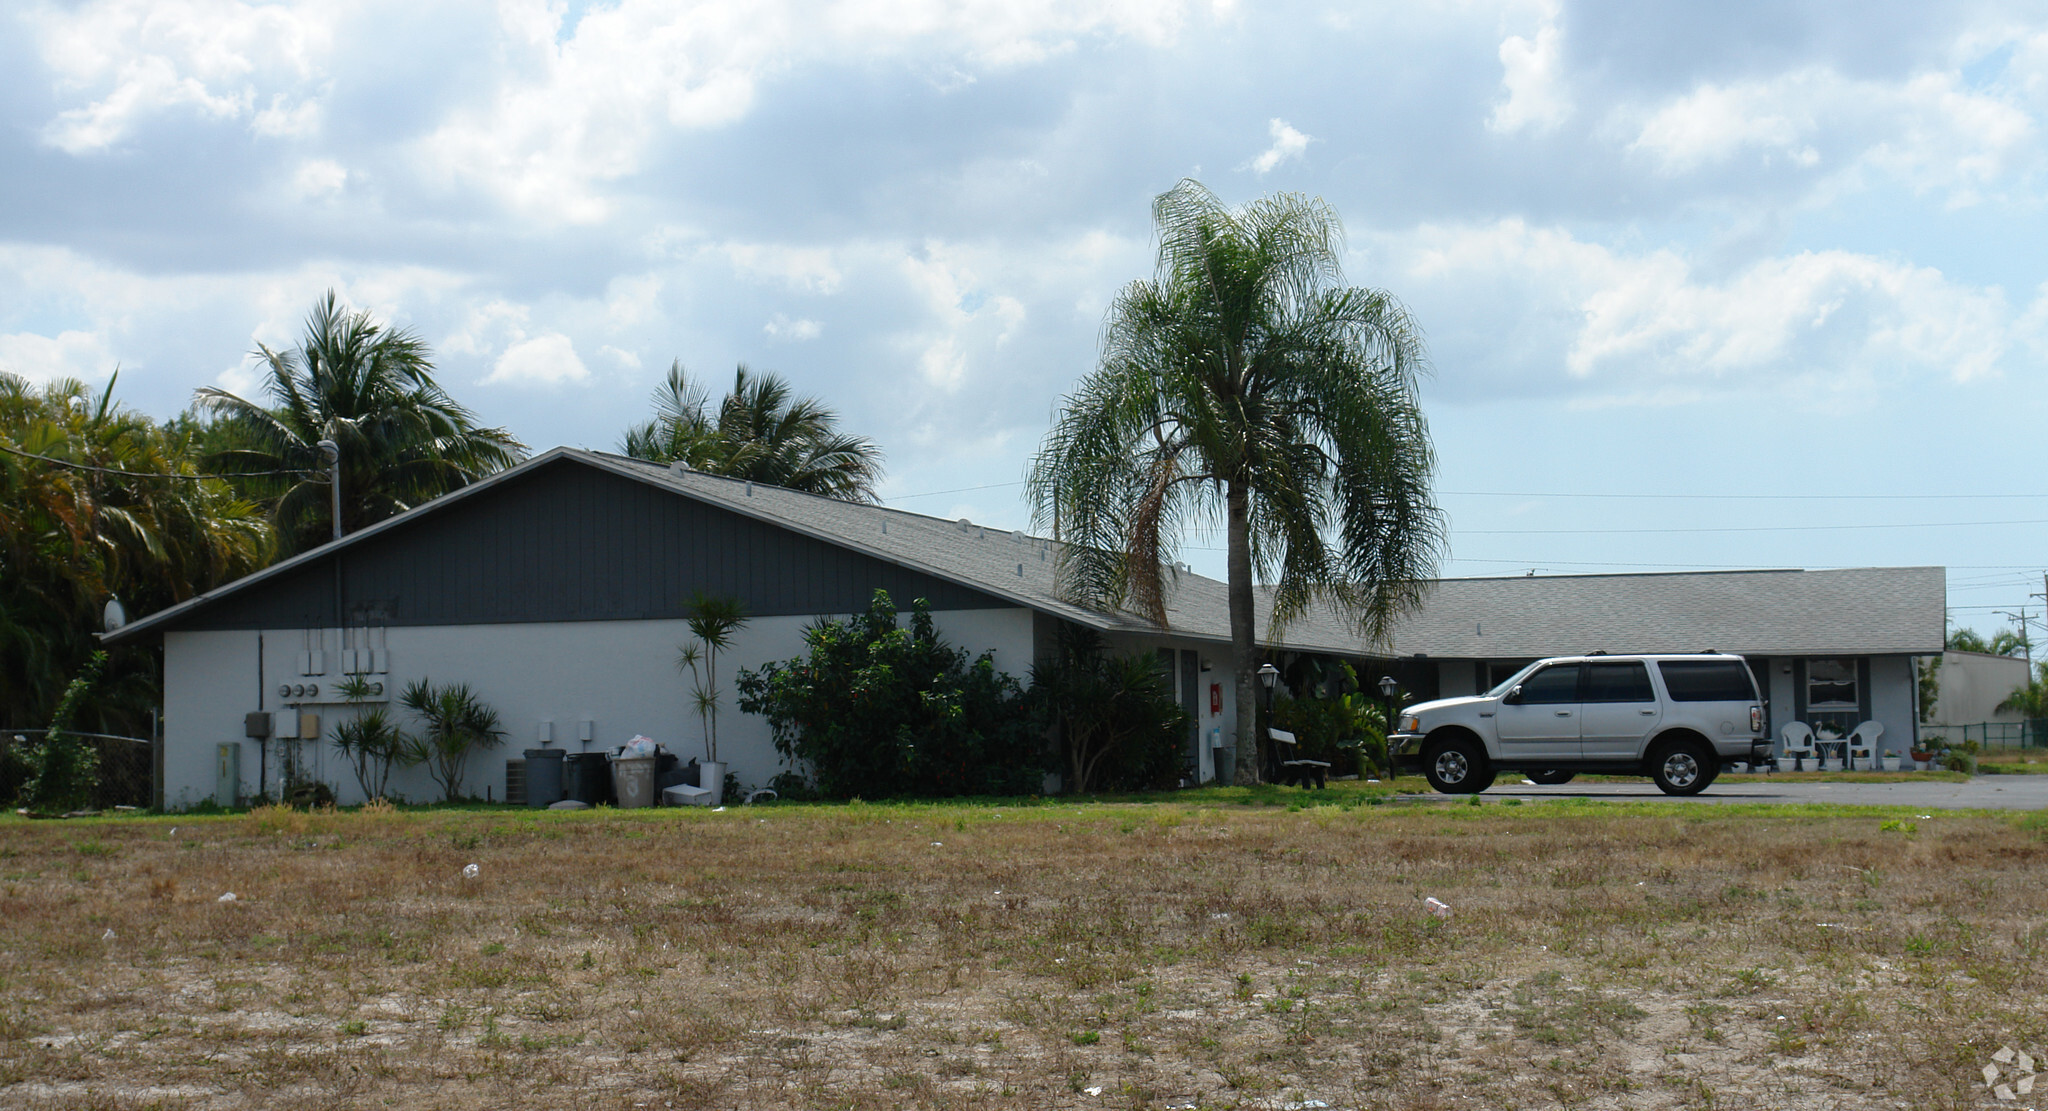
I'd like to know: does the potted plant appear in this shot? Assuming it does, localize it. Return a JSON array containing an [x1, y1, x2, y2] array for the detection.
[[677, 592, 748, 806]]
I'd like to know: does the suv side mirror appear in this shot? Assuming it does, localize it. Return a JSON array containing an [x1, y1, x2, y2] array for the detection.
[[1503, 684, 1524, 705]]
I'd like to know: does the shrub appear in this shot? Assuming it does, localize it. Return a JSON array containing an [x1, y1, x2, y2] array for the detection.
[[737, 590, 1042, 798], [1028, 625, 1186, 794], [398, 680, 506, 802], [16, 651, 107, 814], [1269, 662, 1387, 778], [330, 706, 414, 802]]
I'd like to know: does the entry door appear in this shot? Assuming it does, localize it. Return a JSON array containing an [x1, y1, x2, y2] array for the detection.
[[1579, 660, 1661, 759], [1495, 662, 1582, 760]]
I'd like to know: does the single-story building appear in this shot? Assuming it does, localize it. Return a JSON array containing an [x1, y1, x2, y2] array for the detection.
[[1285, 567, 1947, 763], [107, 447, 1950, 808], [1923, 649, 2034, 732], [107, 448, 1297, 807]]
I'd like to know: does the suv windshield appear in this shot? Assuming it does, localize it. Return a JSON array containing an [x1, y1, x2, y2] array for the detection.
[[1484, 661, 1545, 698]]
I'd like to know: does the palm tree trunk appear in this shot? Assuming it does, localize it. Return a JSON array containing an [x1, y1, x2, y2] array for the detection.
[[1227, 480, 1262, 784]]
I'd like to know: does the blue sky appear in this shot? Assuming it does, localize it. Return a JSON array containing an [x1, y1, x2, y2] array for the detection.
[[4, 0, 2047, 641]]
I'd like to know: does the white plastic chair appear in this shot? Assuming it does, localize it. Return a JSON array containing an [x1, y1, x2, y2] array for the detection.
[[1847, 720, 1884, 771], [1780, 722, 1815, 771]]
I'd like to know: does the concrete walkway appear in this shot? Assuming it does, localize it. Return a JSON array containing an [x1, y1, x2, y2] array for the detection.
[[1448, 775, 2048, 810]]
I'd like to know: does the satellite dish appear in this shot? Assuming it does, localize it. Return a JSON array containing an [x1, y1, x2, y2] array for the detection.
[[103, 597, 127, 632]]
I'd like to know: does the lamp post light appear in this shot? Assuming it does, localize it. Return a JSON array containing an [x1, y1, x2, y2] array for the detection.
[[1378, 674, 1400, 778], [316, 439, 341, 543], [1257, 663, 1279, 782]]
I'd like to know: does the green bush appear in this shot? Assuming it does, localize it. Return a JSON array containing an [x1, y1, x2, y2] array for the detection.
[[1269, 662, 1388, 778], [1028, 625, 1187, 794], [16, 651, 107, 814], [398, 680, 506, 802], [737, 590, 1043, 799]]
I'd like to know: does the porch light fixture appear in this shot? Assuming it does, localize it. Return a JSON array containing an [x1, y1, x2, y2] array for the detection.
[[1257, 663, 1278, 689], [1378, 674, 1398, 699]]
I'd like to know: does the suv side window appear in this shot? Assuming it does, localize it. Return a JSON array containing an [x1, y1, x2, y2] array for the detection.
[[1584, 661, 1655, 703], [1657, 660, 1756, 702], [1514, 663, 1582, 705]]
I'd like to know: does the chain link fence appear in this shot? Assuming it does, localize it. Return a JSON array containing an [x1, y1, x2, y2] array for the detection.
[[0, 729, 156, 810], [1919, 721, 2048, 749]]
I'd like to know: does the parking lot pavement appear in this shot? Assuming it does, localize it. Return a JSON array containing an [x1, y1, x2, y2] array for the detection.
[[1443, 775, 2048, 810]]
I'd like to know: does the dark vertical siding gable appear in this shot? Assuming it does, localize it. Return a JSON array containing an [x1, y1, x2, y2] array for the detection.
[[174, 459, 1011, 631]]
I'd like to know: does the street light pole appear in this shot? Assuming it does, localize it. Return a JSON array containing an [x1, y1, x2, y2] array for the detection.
[[317, 439, 341, 542], [1257, 662, 1279, 783], [1378, 674, 1400, 779]]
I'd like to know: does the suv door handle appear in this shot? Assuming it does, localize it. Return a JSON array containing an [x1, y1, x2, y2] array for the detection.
[[1639, 709, 1656, 715], [1555, 710, 1571, 717]]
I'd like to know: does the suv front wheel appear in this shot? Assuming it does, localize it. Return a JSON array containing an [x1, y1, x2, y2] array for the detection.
[[1650, 738, 1718, 796], [1425, 736, 1496, 794]]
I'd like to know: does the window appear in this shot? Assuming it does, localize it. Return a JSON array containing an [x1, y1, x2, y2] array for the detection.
[[1658, 660, 1756, 702], [1584, 661, 1655, 703], [1806, 658, 1857, 710], [1512, 664, 1582, 705]]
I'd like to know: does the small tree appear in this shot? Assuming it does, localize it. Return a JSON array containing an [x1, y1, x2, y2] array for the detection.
[[330, 706, 412, 802], [1028, 626, 1188, 794], [16, 651, 108, 814], [399, 679, 505, 802], [676, 592, 748, 764]]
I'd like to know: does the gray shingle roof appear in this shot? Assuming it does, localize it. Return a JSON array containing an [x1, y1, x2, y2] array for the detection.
[[109, 447, 1948, 659]]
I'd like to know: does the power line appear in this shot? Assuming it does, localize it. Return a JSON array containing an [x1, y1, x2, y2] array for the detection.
[[885, 479, 2048, 504], [0, 442, 313, 481]]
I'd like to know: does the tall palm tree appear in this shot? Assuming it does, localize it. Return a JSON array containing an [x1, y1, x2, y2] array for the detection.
[[1027, 180, 1446, 782], [621, 362, 883, 502], [196, 291, 526, 554]]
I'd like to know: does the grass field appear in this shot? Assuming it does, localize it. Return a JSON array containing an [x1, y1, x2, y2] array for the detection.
[[3, 788, 2046, 1109]]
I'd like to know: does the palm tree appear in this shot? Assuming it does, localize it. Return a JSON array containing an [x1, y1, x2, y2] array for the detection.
[[621, 362, 883, 502], [0, 371, 273, 735], [1027, 180, 1446, 783], [195, 291, 526, 554]]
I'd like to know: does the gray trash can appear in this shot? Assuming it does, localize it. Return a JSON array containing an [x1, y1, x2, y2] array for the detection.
[[611, 755, 657, 809], [524, 748, 565, 808], [1213, 745, 1236, 786]]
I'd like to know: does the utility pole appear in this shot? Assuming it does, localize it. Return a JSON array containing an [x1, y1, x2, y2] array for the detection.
[[317, 439, 341, 542], [1996, 607, 2034, 668]]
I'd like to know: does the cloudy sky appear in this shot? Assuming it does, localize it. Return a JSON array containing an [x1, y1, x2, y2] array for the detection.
[[5, 0, 2048, 637]]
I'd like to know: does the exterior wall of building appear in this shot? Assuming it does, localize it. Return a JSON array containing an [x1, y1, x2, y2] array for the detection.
[[1105, 634, 1239, 785], [1928, 650, 2032, 727], [161, 607, 1036, 810], [1867, 655, 1917, 760]]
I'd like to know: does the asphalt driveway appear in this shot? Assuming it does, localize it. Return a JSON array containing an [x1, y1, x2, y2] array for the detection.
[[1447, 775, 2048, 810]]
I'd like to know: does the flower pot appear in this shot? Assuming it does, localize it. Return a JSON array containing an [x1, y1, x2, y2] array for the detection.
[[1879, 754, 1899, 772]]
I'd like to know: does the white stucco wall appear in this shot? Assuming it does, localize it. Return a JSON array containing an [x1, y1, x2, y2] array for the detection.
[[1103, 634, 1240, 784], [1867, 655, 1917, 760], [161, 606, 1036, 810], [1929, 651, 2032, 726]]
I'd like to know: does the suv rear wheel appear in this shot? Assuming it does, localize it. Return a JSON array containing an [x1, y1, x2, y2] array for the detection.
[[1425, 736, 1496, 794], [1650, 739, 1718, 796]]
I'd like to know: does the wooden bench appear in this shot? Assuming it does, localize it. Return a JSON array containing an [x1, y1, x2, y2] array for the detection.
[[1269, 728, 1331, 789]]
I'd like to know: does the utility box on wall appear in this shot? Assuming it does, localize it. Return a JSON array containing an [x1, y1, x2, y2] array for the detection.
[[215, 743, 241, 808]]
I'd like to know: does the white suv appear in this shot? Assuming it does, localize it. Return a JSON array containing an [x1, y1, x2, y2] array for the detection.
[[1387, 653, 1768, 796]]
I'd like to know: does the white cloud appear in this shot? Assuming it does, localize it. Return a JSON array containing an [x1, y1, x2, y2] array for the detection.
[[1397, 219, 2019, 398], [1488, 23, 1571, 134], [715, 243, 843, 294], [1245, 118, 1312, 174], [1626, 66, 2031, 199], [291, 158, 347, 200], [485, 332, 591, 386], [765, 314, 823, 341], [28, 0, 337, 153], [0, 329, 117, 384], [599, 344, 642, 369], [412, 0, 1202, 222]]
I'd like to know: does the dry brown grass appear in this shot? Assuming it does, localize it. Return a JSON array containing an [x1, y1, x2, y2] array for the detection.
[[3, 793, 2046, 1109]]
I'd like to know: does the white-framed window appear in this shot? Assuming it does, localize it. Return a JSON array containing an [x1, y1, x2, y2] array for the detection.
[[1807, 658, 1858, 711]]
